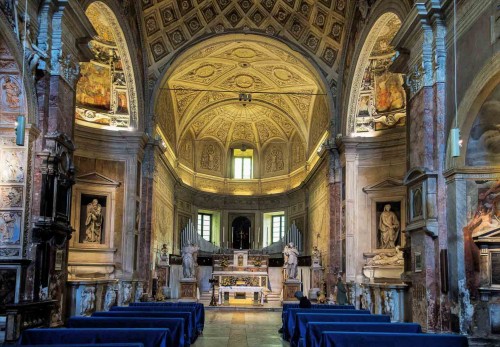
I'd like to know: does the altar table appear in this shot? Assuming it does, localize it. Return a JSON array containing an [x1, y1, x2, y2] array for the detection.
[[218, 286, 264, 305]]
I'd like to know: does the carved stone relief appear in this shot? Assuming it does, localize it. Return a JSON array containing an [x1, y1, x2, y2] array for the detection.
[[265, 145, 285, 173], [200, 143, 221, 172]]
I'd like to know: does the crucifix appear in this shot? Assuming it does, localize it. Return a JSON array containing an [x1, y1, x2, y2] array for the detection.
[[239, 229, 244, 250]]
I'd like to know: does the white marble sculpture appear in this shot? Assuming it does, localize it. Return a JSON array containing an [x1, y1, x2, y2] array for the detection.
[[135, 282, 144, 302], [312, 245, 321, 267], [182, 241, 199, 278], [80, 287, 95, 316], [104, 285, 116, 311], [379, 204, 400, 249], [84, 198, 103, 243], [122, 282, 132, 305], [367, 246, 404, 266], [284, 242, 299, 279]]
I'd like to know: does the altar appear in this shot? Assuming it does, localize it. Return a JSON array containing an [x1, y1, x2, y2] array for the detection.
[[218, 286, 264, 305], [212, 250, 269, 305]]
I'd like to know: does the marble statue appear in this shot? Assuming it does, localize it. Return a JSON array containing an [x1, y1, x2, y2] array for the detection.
[[312, 245, 321, 267], [158, 243, 169, 265], [182, 241, 199, 278], [104, 285, 116, 311], [379, 204, 400, 249], [122, 282, 132, 305], [367, 246, 404, 266], [85, 199, 103, 243], [2, 76, 21, 108], [19, 14, 48, 73], [284, 242, 299, 279], [80, 287, 95, 316], [135, 282, 144, 302]]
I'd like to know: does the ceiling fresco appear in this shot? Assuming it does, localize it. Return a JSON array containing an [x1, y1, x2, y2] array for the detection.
[[140, 0, 347, 81]]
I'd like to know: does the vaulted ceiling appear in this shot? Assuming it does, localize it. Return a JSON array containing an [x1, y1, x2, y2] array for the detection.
[[163, 38, 325, 151], [140, 0, 347, 82]]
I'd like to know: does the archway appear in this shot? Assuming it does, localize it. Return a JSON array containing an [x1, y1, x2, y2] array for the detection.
[[345, 12, 405, 136], [74, 1, 139, 129], [232, 216, 251, 250]]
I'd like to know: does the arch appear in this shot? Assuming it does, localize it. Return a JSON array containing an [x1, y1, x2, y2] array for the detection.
[[0, 11, 37, 125], [340, 0, 412, 136], [445, 53, 500, 169], [150, 32, 335, 128], [75, 1, 141, 130], [345, 12, 405, 136]]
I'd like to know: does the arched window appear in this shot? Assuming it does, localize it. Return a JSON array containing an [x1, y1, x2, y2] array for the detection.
[[232, 148, 253, 179]]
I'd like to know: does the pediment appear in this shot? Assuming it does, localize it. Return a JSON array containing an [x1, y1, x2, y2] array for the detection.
[[76, 172, 121, 187], [363, 177, 404, 193], [473, 225, 500, 243]]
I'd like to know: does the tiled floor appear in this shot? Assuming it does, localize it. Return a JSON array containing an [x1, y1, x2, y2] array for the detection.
[[194, 310, 289, 347]]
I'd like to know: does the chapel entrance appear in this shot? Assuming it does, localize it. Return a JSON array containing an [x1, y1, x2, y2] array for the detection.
[[232, 216, 251, 249]]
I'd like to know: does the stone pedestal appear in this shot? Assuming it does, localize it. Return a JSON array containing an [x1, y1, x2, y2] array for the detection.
[[179, 278, 198, 302], [309, 266, 324, 300], [282, 279, 302, 304]]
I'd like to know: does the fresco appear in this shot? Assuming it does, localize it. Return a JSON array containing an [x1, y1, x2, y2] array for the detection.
[[76, 62, 111, 110], [466, 83, 500, 166]]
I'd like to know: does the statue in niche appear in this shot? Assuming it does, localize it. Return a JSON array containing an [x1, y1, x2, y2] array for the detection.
[[312, 246, 321, 267], [367, 246, 404, 266], [379, 204, 400, 249], [104, 285, 116, 311], [2, 76, 21, 108], [84, 199, 103, 243], [284, 242, 299, 280], [181, 241, 199, 278]]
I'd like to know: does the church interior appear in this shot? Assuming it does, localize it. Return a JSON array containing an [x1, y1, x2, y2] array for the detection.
[[0, 0, 499, 346]]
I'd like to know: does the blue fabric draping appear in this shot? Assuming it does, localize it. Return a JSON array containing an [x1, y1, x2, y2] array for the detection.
[[284, 308, 370, 341], [319, 331, 469, 347], [93, 311, 196, 343], [305, 322, 422, 347], [19, 344, 144, 347], [281, 304, 355, 327], [127, 303, 205, 332], [67, 317, 185, 347], [291, 313, 391, 347], [19, 328, 170, 347]]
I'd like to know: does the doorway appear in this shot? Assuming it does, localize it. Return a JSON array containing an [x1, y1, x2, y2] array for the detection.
[[232, 216, 251, 249]]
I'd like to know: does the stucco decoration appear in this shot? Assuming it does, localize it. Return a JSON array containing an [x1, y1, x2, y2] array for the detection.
[[155, 34, 330, 195], [347, 13, 406, 135], [466, 83, 500, 166], [140, 0, 346, 81], [75, 2, 139, 129]]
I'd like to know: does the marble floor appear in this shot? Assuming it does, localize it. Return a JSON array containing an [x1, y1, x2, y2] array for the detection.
[[193, 310, 289, 347]]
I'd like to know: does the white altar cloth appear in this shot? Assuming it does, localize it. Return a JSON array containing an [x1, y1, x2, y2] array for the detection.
[[218, 286, 264, 305]]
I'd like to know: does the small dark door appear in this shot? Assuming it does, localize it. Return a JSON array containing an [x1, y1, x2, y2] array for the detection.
[[232, 216, 251, 249]]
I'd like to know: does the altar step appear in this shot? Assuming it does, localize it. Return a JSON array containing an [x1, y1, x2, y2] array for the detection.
[[198, 291, 282, 305]]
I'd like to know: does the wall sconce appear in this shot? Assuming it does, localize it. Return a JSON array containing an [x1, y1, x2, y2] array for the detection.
[[450, 127, 461, 157], [15, 115, 25, 146]]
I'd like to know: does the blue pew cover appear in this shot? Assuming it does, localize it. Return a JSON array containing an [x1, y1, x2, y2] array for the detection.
[[291, 313, 391, 347], [284, 308, 370, 341], [19, 328, 170, 347], [130, 303, 204, 332], [319, 331, 469, 347], [305, 322, 422, 347], [68, 317, 185, 347], [19, 345, 144, 347], [93, 311, 196, 343], [281, 304, 355, 327], [110, 305, 201, 333]]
